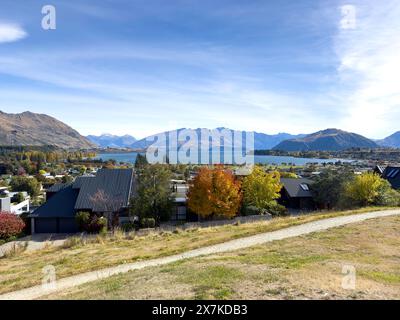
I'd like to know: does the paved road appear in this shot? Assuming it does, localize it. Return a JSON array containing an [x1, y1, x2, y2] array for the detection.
[[1, 209, 399, 300]]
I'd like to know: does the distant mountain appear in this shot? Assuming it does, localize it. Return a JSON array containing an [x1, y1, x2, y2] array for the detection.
[[86, 134, 136, 148], [0, 111, 95, 149], [130, 128, 305, 150], [377, 131, 400, 148], [273, 128, 379, 151]]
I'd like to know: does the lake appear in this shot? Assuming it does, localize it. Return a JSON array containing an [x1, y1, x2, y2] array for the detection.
[[95, 152, 351, 166]]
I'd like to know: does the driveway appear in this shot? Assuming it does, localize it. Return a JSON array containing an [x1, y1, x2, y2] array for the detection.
[[0, 209, 399, 300], [0, 234, 72, 258]]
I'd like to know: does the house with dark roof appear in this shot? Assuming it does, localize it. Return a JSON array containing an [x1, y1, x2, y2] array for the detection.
[[381, 166, 400, 189], [30, 169, 135, 233], [279, 178, 315, 210]]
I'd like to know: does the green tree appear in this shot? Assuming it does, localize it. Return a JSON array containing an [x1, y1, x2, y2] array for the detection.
[[10, 176, 41, 197], [130, 164, 173, 225], [134, 153, 148, 169], [345, 172, 398, 207], [242, 166, 282, 210], [311, 168, 353, 209]]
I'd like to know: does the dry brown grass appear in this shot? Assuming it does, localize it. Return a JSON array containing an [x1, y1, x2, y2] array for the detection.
[[0, 206, 396, 295], [44, 215, 400, 300]]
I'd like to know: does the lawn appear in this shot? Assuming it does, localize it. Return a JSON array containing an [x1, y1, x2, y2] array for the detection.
[[44, 215, 400, 300], [0, 206, 396, 295]]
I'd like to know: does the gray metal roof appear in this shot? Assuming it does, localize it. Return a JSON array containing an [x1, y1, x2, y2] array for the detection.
[[281, 178, 313, 198], [74, 168, 134, 211], [382, 166, 400, 189], [47, 182, 71, 193], [32, 185, 79, 218]]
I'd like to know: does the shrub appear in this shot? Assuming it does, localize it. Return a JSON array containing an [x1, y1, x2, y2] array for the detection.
[[243, 205, 268, 216], [11, 192, 25, 204], [266, 202, 288, 216], [75, 211, 90, 231], [121, 222, 138, 232], [87, 216, 107, 234], [140, 217, 156, 228], [0, 212, 25, 240], [75, 212, 107, 234]]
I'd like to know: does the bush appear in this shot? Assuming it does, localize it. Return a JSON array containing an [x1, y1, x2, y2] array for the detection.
[[266, 202, 288, 217], [243, 205, 268, 216], [75, 212, 107, 234], [11, 192, 25, 204], [75, 211, 90, 231], [140, 217, 156, 228], [87, 216, 107, 234], [121, 222, 138, 232], [0, 212, 25, 240]]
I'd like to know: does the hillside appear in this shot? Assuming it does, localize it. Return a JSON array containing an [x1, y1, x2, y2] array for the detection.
[[273, 128, 379, 151], [86, 134, 136, 148], [0, 111, 95, 149], [377, 131, 400, 148], [130, 128, 304, 150]]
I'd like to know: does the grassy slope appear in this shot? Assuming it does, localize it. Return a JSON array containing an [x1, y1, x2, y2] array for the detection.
[[0, 206, 396, 294], [46, 215, 400, 300]]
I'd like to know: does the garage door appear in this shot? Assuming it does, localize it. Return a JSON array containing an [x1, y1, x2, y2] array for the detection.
[[35, 218, 57, 233], [58, 218, 78, 233]]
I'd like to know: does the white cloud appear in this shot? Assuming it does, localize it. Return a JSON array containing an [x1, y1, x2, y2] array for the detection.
[[335, 0, 400, 138], [0, 23, 27, 43]]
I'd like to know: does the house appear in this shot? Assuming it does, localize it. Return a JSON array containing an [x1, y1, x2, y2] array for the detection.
[[0, 187, 30, 215], [30, 168, 135, 234], [279, 178, 315, 210], [381, 166, 400, 189]]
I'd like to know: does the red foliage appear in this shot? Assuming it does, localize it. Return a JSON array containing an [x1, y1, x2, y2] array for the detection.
[[0, 211, 25, 239]]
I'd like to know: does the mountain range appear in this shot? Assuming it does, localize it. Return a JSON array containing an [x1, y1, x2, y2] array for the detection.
[[0, 111, 95, 149], [1, 110, 399, 151], [86, 134, 136, 148], [273, 129, 379, 151]]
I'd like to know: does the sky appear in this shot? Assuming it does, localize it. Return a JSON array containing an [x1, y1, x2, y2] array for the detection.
[[0, 0, 399, 139]]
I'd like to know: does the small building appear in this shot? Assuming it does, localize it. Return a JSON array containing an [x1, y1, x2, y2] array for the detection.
[[30, 169, 135, 234], [0, 187, 30, 215], [279, 178, 315, 210], [381, 166, 400, 189]]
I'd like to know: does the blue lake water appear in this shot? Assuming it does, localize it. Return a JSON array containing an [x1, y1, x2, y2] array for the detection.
[[95, 152, 351, 166]]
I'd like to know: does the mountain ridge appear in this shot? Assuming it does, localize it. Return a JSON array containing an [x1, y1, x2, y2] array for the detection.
[[273, 128, 379, 151], [0, 110, 95, 149]]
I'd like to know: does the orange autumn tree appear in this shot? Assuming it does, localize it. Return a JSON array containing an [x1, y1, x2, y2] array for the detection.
[[187, 166, 242, 219]]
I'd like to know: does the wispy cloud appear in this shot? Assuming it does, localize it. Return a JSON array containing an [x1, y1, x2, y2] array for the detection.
[[335, 0, 400, 138], [0, 23, 27, 43]]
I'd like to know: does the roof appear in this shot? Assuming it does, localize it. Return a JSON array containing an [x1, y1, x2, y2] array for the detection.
[[74, 169, 134, 211], [47, 182, 71, 193], [382, 166, 400, 189], [281, 178, 313, 198], [32, 185, 79, 218]]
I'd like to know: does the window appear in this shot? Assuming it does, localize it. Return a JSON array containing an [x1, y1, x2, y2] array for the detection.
[[300, 183, 309, 191]]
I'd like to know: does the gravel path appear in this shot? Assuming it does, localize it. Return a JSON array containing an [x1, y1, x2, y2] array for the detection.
[[1, 209, 399, 300]]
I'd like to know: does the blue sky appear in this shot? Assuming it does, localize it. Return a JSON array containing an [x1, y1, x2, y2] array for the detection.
[[0, 0, 399, 139]]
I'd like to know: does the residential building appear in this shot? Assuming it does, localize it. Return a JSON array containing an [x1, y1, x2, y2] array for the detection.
[[279, 178, 315, 210], [30, 168, 135, 234], [0, 187, 30, 215]]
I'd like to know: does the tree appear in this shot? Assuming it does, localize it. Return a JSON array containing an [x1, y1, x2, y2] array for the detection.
[[242, 166, 282, 210], [344, 172, 397, 207], [134, 153, 148, 169], [130, 164, 173, 225], [10, 176, 41, 197], [311, 168, 353, 209], [187, 166, 242, 219]]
